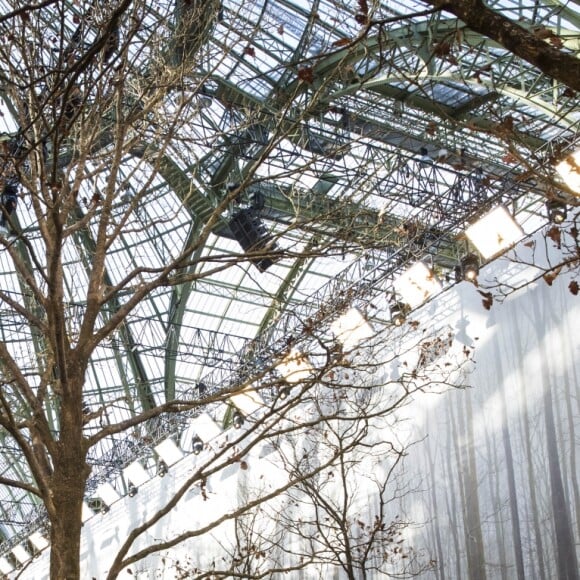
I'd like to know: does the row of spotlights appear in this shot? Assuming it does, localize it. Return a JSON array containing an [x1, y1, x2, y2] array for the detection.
[[391, 252, 481, 326]]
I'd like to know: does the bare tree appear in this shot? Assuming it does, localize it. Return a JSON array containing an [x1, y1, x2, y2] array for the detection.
[[142, 328, 467, 579], [0, 0, 576, 578]]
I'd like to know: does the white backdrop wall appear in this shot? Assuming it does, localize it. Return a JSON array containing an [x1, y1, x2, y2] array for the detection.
[[10, 228, 580, 579], [407, 237, 580, 580]]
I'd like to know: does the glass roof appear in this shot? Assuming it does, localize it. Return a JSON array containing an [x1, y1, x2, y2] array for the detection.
[[0, 0, 578, 548]]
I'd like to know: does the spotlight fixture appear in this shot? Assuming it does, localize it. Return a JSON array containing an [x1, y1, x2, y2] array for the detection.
[[96, 482, 120, 511], [546, 199, 567, 224], [394, 262, 442, 308], [459, 253, 480, 282], [157, 460, 168, 477], [192, 436, 204, 455], [123, 461, 149, 488], [127, 483, 138, 497], [277, 348, 313, 383], [465, 206, 523, 259], [0, 557, 14, 574], [11, 545, 30, 565], [229, 386, 265, 414], [229, 208, 280, 272], [279, 386, 291, 400], [232, 410, 244, 429], [390, 302, 407, 326], [330, 308, 374, 349], [28, 531, 49, 552], [418, 146, 433, 166]]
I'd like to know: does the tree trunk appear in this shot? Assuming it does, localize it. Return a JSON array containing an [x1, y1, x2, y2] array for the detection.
[[47, 366, 92, 580], [431, 0, 580, 91], [49, 455, 91, 579]]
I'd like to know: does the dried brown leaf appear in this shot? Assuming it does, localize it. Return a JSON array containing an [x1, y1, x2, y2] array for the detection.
[[543, 267, 561, 285], [358, 0, 369, 14], [297, 67, 314, 84], [478, 290, 493, 310], [432, 41, 451, 57], [569, 280, 579, 295], [546, 225, 562, 248], [333, 37, 352, 47]]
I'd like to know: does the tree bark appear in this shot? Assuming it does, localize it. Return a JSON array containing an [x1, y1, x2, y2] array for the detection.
[[48, 455, 91, 579], [46, 363, 91, 580], [431, 0, 580, 92]]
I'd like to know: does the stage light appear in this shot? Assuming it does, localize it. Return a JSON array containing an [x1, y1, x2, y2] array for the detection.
[[279, 386, 291, 399], [127, 483, 138, 497], [465, 206, 523, 259], [229, 386, 265, 415], [394, 262, 441, 308], [154, 438, 184, 466], [157, 460, 168, 477], [0, 557, 14, 574], [28, 531, 49, 552], [96, 482, 120, 509], [390, 302, 407, 326], [192, 436, 204, 455], [123, 461, 150, 488], [555, 148, 580, 193], [460, 253, 480, 282], [232, 410, 244, 429], [179, 413, 222, 451], [277, 349, 313, 384], [11, 545, 30, 565], [546, 199, 567, 224], [330, 307, 374, 349], [229, 209, 280, 272]]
